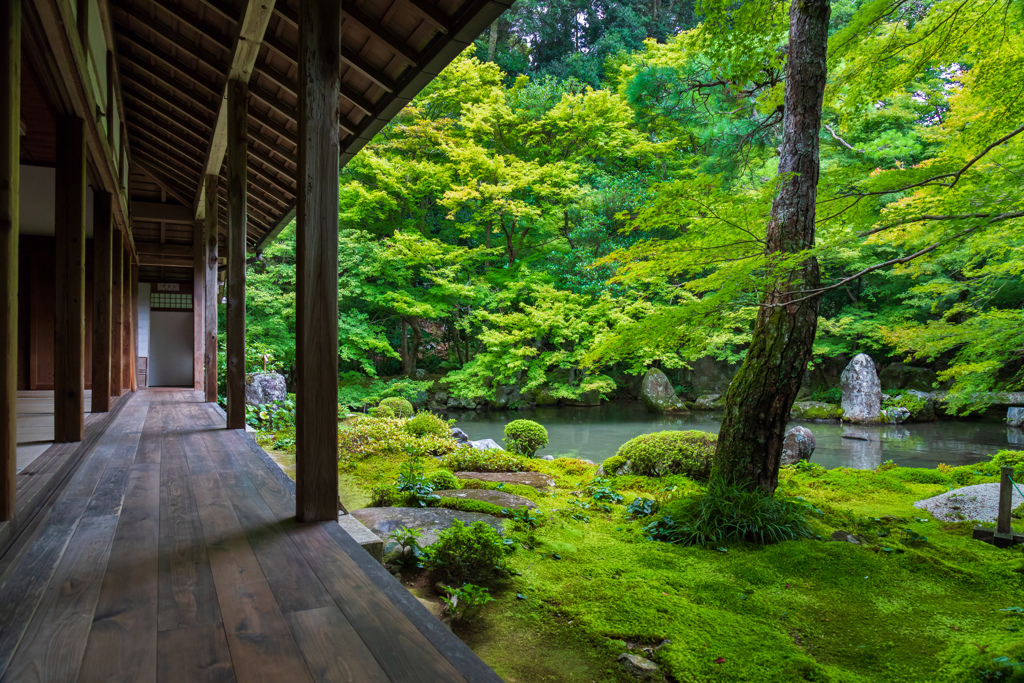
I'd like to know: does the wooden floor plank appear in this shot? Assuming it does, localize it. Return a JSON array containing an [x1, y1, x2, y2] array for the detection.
[[78, 464, 161, 683], [1, 515, 119, 683], [156, 622, 236, 683], [183, 430, 314, 683], [284, 607, 389, 683], [82, 407, 147, 519]]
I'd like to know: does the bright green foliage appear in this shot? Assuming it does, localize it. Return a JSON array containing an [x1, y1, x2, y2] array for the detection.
[[439, 583, 494, 624], [440, 446, 534, 473], [431, 497, 509, 518], [614, 431, 716, 479], [426, 469, 461, 491], [991, 450, 1024, 471], [654, 478, 817, 546], [379, 397, 414, 418], [404, 411, 452, 438], [338, 417, 457, 462], [503, 420, 549, 457], [601, 455, 627, 475], [425, 519, 509, 585]]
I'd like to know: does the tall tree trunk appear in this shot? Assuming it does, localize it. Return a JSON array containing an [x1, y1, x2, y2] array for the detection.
[[408, 317, 422, 375], [487, 20, 499, 62], [712, 0, 830, 495]]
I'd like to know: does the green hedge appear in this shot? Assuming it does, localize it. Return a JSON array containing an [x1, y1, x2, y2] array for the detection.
[[441, 446, 534, 473], [614, 430, 716, 480]]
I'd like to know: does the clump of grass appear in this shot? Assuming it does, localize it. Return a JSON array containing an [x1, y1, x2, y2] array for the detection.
[[653, 478, 816, 546]]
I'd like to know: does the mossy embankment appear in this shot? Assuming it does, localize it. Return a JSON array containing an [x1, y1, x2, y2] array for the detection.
[[261, 423, 1024, 682]]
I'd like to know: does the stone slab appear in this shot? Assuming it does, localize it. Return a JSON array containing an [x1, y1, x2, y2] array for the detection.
[[337, 513, 385, 563], [454, 471, 556, 490], [433, 489, 537, 509], [350, 507, 504, 548]]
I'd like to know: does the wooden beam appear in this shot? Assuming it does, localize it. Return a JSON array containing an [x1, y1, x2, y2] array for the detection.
[[403, 0, 452, 34], [194, 221, 204, 391], [343, 4, 422, 65], [0, 0, 20, 521], [132, 201, 194, 224], [193, 0, 277, 220], [204, 175, 219, 402], [54, 115, 87, 443], [136, 242, 194, 258], [226, 79, 247, 430], [296, 0, 340, 522], [339, 46, 398, 93], [111, 240, 123, 398], [91, 191, 113, 413]]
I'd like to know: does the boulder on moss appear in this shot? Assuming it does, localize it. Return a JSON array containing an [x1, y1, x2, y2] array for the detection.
[[433, 488, 536, 509], [692, 394, 724, 410], [454, 471, 555, 490], [245, 372, 287, 406], [841, 354, 882, 423], [781, 426, 815, 465], [640, 368, 687, 414], [790, 401, 843, 421], [613, 430, 716, 479]]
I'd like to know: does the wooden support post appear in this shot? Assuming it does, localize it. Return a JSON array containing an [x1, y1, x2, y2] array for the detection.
[[122, 245, 131, 392], [54, 115, 87, 443], [295, 0, 341, 522], [111, 241, 122, 397], [131, 261, 138, 391], [225, 79, 247, 429], [204, 175, 219, 402], [193, 220, 204, 391], [1, 0, 21, 520], [998, 466, 1013, 535], [91, 191, 113, 412]]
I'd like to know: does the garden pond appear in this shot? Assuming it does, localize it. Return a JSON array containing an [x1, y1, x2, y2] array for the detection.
[[451, 401, 1021, 469]]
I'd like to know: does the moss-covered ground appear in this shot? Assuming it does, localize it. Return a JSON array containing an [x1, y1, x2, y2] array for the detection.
[[260, 427, 1024, 682]]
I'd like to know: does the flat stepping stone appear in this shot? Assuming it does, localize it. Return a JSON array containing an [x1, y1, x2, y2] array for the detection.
[[351, 507, 504, 548], [433, 489, 536, 509], [454, 471, 555, 490]]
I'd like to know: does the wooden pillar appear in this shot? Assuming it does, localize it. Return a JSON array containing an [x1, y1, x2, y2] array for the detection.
[[193, 220, 204, 391], [204, 175, 219, 403], [225, 79, 247, 429], [295, 0, 341, 522], [130, 261, 138, 391], [122, 246, 130, 392], [90, 192, 113, 412], [54, 115, 87, 443], [998, 466, 1013, 534], [110, 240, 122, 398], [1, 0, 21, 520]]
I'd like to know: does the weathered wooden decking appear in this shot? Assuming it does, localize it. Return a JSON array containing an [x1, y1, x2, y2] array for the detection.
[[0, 390, 501, 683]]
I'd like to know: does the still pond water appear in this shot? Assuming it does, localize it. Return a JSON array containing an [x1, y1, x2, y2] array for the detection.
[[451, 401, 1021, 470]]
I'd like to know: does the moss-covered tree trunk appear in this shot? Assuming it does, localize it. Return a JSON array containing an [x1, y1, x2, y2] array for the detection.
[[712, 0, 831, 494]]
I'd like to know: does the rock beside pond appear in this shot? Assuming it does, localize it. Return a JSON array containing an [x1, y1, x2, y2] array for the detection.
[[468, 438, 504, 451], [881, 407, 911, 424], [617, 653, 662, 681], [790, 401, 843, 420], [1007, 407, 1024, 428], [841, 354, 882, 423], [433, 489, 537, 509], [454, 471, 556, 490], [244, 372, 287, 406], [351, 507, 504, 548], [781, 426, 815, 465], [641, 368, 687, 414], [450, 427, 470, 444], [692, 394, 724, 410]]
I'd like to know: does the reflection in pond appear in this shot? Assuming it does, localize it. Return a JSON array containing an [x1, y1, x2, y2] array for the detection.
[[451, 401, 1014, 470]]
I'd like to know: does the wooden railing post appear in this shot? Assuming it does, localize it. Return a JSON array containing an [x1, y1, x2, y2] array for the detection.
[[295, 0, 341, 522], [122, 245, 131, 392], [193, 220, 204, 392], [130, 260, 138, 391], [54, 114, 87, 443], [1, 0, 21, 520], [226, 79, 247, 429], [91, 192, 113, 412], [204, 175, 219, 403], [998, 466, 1013, 535], [111, 241, 123, 398]]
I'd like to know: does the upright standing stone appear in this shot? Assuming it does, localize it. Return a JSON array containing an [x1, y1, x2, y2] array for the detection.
[[841, 354, 881, 423], [640, 368, 687, 413], [1007, 407, 1024, 428]]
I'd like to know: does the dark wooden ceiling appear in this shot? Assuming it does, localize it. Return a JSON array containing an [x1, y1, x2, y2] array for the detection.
[[113, 0, 510, 252]]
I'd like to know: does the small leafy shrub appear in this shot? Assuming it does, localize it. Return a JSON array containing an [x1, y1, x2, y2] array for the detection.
[[585, 477, 624, 504], [656, 478, 816, 546], [992, 450, 1024, 471], [602, 454, 627, 475], [396, 458, 438, 507], [505, 506, 544, 530], [643, 515, 684, 542], [372, 405, 396, 419], [883, 392, 929, 418], [615, 430, 716, 480], [440, 446, 534, 473], [245, 398, 296, 430], [404, 411, 451, 438], [504, 420, 549, 457], [338, 416, 457, 461], [387, 527, 426, 571], [425, 520, 508, 585], [370, 483, 398, 507], [439, 583, 494, 623], [877, 459, 898, 471], [626, 497, 658, 518], [426, 469, 460, 491], [1013, 502, 1024, 521], [379, 397, 414, 418]]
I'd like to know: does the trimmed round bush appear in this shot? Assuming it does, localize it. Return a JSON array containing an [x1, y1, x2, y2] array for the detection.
[[441, 446, 533, 473], [379, 397, 414, 418], [426, 469, 460, 490], [425, 519, 508, 585], [504, 419, 548, 457], [615, 430, 716, 480], [404, 411, 451, 438]]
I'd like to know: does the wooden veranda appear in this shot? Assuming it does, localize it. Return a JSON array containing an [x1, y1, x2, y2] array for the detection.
[[0, 0, 510, 680]]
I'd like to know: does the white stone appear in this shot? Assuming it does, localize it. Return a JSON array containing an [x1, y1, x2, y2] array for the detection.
[[1007, 407, 1024, 428], [841, 354, 881, 423]]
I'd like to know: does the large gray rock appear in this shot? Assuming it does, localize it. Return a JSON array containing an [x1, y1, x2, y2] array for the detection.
[[450, 427, 470, 444], [841, 354, 882, 423], [879, 363, 937, 392], [692, 394, 724, 410], [1007, 407, 1024, 428], [489, 384, 522, 410], [351, 507, 504, 548], [640, 368, 687, 413], [617, 653, 661, 681], [781, 426, 815, 465], [433, 489, 537, 509], [244, 372, 287, 407], [468, 438, 504, 451], [454, 471, 556, 490], [881, 407, 911, 424]]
